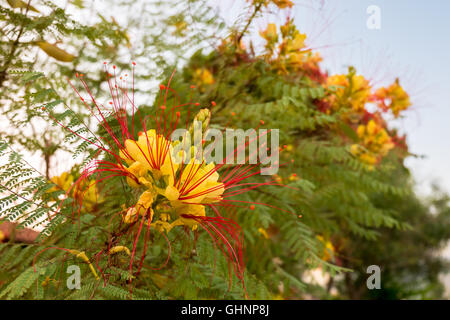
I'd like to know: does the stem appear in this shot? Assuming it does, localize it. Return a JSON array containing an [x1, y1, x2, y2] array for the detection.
[[237, 2, 263, 43], [0, 0, 34, 88]]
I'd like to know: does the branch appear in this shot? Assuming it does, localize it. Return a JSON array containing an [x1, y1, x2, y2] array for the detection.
[[0, 222, 40, 244], [236, 2, 263, 43], [0, 0, 35, 88]]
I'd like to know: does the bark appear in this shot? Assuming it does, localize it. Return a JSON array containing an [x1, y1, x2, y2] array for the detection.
[[0, 222, 39, 244]]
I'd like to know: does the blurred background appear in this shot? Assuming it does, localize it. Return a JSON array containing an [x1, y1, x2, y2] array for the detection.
[[215, 0, 450, 296]]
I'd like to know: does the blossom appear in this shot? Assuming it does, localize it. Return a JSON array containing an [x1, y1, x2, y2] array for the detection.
[[120, 129, 178, 181], [326, 68, 371, 113], [260, 23, 278, 44], [193, 68, 214, 91], [48, 171, 100, 212], [49, 171, 74, 193], [42, 63, 292, 297], [317, 235, 335, 262], [373, 79, 411, 117], [351, 120, 394, 166], [261, 19, 309, 73]]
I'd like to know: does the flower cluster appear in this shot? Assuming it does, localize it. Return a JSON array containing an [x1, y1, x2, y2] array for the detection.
[[225, 3, 411, 169], [372, 79, 411, 117], [48, 171, 100, 212], [326, 67, 371, 114], [316, 235, 335, 262], [119, 123, 225, 234], [350, 120, 394, 166], [259, 19, 324, 79], [321, 67, 410, 166], [40, 63, 291, 297], [192, 68, 215, 91]]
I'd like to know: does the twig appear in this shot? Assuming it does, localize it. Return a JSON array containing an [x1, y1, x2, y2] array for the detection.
[[0, 0, 34, 88], [236, 2, 263, 43]]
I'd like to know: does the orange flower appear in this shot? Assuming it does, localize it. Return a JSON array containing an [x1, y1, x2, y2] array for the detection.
[[272, 0, 293, 9], [327, 68, 371, 113], [373, 79, 411, 117]]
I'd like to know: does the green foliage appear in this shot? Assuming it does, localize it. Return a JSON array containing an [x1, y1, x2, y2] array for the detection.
[[335, 180, 450, 299], [162, 36, 446, 298]]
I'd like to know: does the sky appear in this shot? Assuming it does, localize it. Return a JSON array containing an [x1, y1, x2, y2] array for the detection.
[[212, 0, 450, 196], [306, 0, 450, 196]]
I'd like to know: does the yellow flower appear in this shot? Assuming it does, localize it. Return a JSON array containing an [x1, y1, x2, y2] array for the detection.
[[327, 69, 371, 112], [193, 68, 214, 91], [278, 21, 308, 71], [374, 80, 411, 117], [157, 162, 224, 231], [272, 0, 293, 9], [285, 32, 307, 52], [258, 227, 270, 239], [350, 144, 361, 156], [327, 74, 348, 87], [137, 190, 154, 209], [260, 23, 278, 44], [359, 152, 377, 166], [352, 120, 394, 166], [350, 75, 371, 112], [317, 235, 335, 262], [123, 190, 154, 224], [68, 249, 100, 280], [177, 162, 224, 204], [151, 204, 206, 232], [109, 245, 131, 256], [178, 204, 206, 229], [366, 119, 377, 136], [121, 129, 178, 182], [124, 161, 151, 188], [119, 110, 224, 232], [49, 171, 74, 193], [49, 172, 100, 211]]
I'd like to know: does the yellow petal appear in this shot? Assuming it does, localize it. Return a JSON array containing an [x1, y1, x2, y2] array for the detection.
[[137, 190, 154, 210], [109, 245, 131, 256], [367, 120, 377, 135], [178, 204, 205, 229], [165, 185, 180, 201]]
